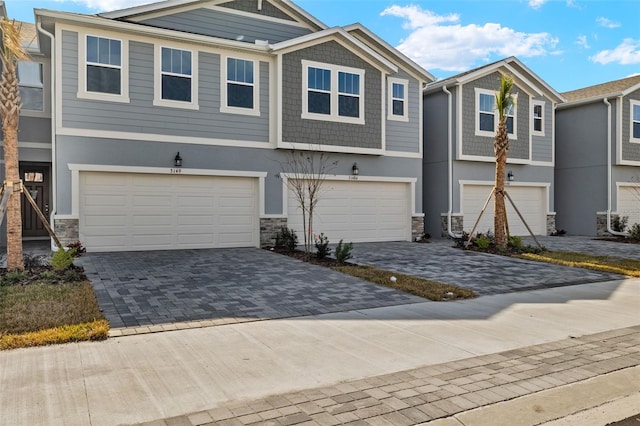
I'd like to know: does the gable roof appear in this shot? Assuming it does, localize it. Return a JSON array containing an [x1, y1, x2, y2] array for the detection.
[[424, 56, 565, 103], [561, 75, 640, 103]]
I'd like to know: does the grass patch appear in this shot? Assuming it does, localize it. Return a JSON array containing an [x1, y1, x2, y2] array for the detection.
[[520, 251, 640, 277], [0, 280, 108, 349], [333, 265, 476, 301]]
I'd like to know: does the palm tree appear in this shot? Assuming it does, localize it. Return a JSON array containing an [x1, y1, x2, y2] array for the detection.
[[0, 18, 28, 270], [493, 75, 514, 249]]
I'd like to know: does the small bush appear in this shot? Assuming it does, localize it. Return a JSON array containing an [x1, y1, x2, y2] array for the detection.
[[629, 223, 640, 240], [1, 270, 28, 286], [612, 215, 628, 232], [50, 248, 74, 271], [274, 226, 298, 252], [335, 240, 353, 263], [474, 234, 491, 249], [508, 235, 523, 249], [66, 241, 86, 257], [38, 270, 58, 282], [315, 233, 331, 259], [63, 268, 82, 282]]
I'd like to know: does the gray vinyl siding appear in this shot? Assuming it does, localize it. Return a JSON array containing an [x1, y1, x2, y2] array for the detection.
[[220, 0, 295, 21], [54, 135, 422, 216], [622, 89, 640, 162], [386, 69, 420, 153], [461, 72, 529, 160], [281, 41, 382, 150], [60, 31, 269, 143], [531, 96, 553, 163], [1, 116, 51, 144], [139, 8, 311, 44]]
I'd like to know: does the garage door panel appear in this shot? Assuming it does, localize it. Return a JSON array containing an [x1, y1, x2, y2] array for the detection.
[[618, 186, 640, 225], [80, 172, 258, 252]]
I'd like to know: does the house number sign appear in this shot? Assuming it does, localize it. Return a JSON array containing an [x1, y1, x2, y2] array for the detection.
[[170, 168, 182, 174]]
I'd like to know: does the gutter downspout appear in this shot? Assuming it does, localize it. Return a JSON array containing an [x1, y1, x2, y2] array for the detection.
[[604, 97, 626, 236], [36, 22, 57, 246], [443, 85, 461, 238]]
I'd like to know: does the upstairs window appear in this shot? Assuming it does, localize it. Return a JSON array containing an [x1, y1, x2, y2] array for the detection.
[[302, 60, 364, 125], [221, 57, 259, 115], [505, 103, 515, 134], [154, 46, 198, 109], [532, 101, 544, 136], [388, 79, 408, 121], [632, 100, 640, 142], [475, 88, 517, 139], [86, 35, 121, 95], [478, 92, 495, 133], [17, 61, 43, 111]]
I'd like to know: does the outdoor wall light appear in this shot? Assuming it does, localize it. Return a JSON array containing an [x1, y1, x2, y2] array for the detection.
[[174, 152, 183, 168], [507, 170, 514, 181], [352, 162, 359, 176]]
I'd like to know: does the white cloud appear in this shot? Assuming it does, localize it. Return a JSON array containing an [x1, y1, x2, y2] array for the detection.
[[528, 0, 548, 9], [381, 5, 559, 72], [590, 38, 640, 65], [596, 17, 621, 29], [576, 35, 590, 49], [55, 0, 159, 12]]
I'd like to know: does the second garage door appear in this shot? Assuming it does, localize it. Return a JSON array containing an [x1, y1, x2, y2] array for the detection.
[[462, 184, 547, 235], [79, 172, 258, 252], [287, 180, 411, 243], [618, 186, 640, 226]]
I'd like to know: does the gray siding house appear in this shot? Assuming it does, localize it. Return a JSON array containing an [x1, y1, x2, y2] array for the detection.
[[15, 0, 433, 252], [422, 57, 564, 238], [556, 75, 640, 236]]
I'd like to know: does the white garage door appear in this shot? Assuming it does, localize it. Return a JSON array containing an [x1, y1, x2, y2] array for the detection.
[[618, 186, 640, 226], [462, 184, 546, 235], [287, 180, 411, 243], [80, 172, 258, 252]]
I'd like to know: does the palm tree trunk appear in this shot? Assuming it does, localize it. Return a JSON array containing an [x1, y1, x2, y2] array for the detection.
[[494, 119, 509, 248]]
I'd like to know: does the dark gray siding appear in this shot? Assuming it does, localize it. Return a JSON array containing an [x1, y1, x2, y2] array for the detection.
[[281, 41, 382, 150], [1, 117, 51, 144], [555, 102, 609, 235], [461, 72, 529, 160], [531, 95, 553, 163], [60, 31, 269, 142], [622, 89, 640, 162], [386, 69, 420, 153], [139, 8, 311, 43], [221, 0, 294, 21]]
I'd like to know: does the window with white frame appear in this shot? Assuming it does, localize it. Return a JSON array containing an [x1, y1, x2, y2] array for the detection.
[[17, 61, 43, 111], [475, 88, 516, 139], [86, 35, 122, 95], [221, 57, 259, 115], [154, 46, 198, 109], [632, 100, 640, 142], [388, 78, 408, 121], [302, 60, 364, 125], [532, 101, 544, 136]]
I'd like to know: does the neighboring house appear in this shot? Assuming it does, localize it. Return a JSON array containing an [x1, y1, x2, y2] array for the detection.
[[3, 0, 433, 252], [422, 57, 564, 238], [556, 75, 640, 236]]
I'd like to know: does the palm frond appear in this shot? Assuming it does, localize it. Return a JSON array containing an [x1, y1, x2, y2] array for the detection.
[[495, 74, 514, 120], [0, 18, 29, 65]]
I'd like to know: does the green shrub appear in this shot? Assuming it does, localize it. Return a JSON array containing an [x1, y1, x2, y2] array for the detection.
[[474, 234, 491, 249], [1, 270, 27, 286], [315, 233, 331, 259], [50, 249, 74, 271], [508, 235, 523, 249], [629, 223, 640, 240], [612, 215, 628, 232], [335, 240, 353, 263], [39, 270, 58, 281], [274, 226, 298, 252], [63, 269, 81, 282]]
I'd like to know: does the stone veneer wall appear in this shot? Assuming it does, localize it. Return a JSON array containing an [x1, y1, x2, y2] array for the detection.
[[260, 217, 288, 248], [412, 216, 425, 241], [546, 214, 556, 236], [440, 214, 464, 237], [54, 218, 79, 246], [596, 213, 627, 236]]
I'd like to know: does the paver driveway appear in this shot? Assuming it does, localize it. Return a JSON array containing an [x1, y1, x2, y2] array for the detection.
[[78, 248, 423, 330], [350, 239, 625, 296]]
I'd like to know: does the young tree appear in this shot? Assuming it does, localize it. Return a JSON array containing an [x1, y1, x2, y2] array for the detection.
[[493, 75, 515, 249], [0, 18, 27, 270], [280, 149, 336, 259]]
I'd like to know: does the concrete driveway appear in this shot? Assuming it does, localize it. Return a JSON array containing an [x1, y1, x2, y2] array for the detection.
[[349, 238, 626, 296], [77, 248, 423, 332]]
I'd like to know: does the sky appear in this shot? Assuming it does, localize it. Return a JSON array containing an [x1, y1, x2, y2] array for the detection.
[[6, 0, 640, 92]]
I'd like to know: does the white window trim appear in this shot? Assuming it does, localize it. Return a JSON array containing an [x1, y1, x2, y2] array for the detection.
[[630, 99, 640, 144], [220, 55, 260, 117], [387, 77, 408, 122], [474, 88, 517, 140], [301, 59, 365, 125], [153, 45, 199, 110], [77, 32, 129, 103], [18, 61, 48, 117], [532, 100, 545, 137]]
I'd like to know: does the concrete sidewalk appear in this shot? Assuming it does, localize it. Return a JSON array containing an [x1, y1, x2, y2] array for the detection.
[[1, 278, 639, 426]]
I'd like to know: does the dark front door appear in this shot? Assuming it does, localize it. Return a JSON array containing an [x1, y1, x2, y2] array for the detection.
[[20, 164, 50, 238]]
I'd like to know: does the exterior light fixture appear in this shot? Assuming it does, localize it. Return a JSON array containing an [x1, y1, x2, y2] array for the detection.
[[352, 162, 359, 176], [507, 170, 514, 181], [174, 152, 183, 168]]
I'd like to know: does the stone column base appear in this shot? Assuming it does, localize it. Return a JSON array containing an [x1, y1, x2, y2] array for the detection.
[[411, 216, 425, 241], [260, 217, 288, 248], [440, 214, 464, 237], [54, 218, 79, 246], [546, 213, 556, 236]]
